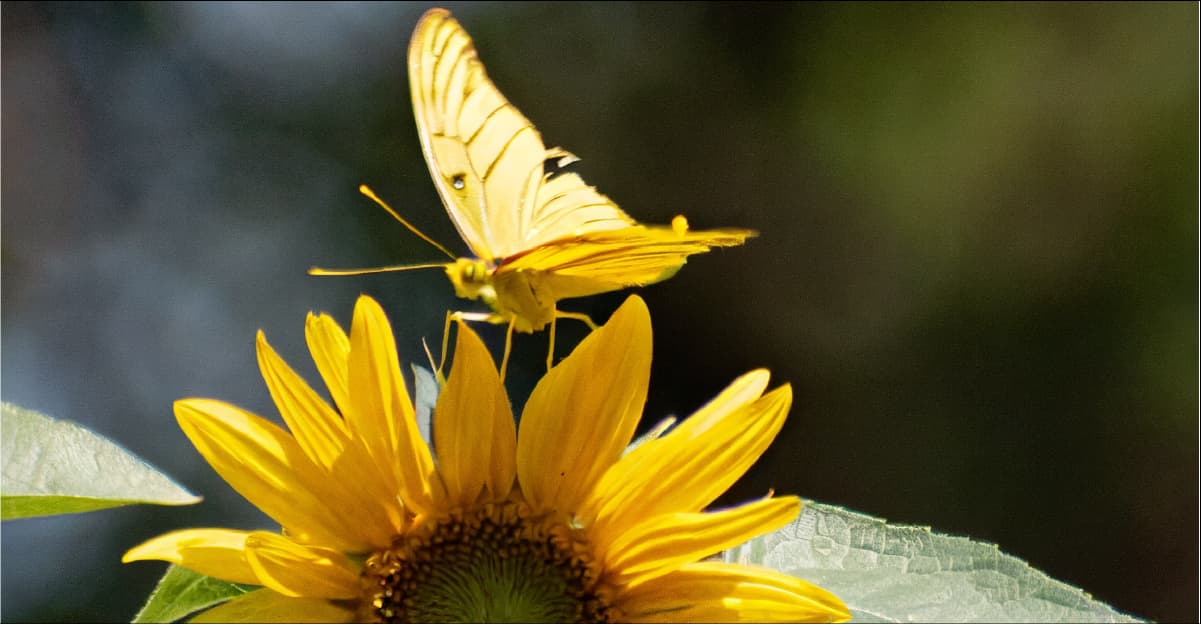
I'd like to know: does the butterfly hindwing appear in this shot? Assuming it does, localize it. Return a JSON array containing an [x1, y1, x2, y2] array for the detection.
[[499, 225, 755, 299]]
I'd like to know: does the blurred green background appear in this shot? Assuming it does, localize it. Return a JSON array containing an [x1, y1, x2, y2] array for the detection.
[[2, 2, 1195, 621]]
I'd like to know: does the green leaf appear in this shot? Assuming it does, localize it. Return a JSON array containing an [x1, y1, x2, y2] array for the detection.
[[188, 589, 354, 623], [1, 402, 201, 519], [725, 500, 1143, 623], [132, 565, 252, 623]]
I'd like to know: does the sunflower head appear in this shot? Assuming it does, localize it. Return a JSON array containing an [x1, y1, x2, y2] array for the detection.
[[124, 295, 849, 623]]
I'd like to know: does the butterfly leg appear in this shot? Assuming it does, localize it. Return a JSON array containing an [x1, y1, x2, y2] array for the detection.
[[554, 310, 598, 330], [547, 314, 558, 372], [429, 312, 451, 384], [499, 316, 517, 382], [438, 310, 457, 381], [546, 309, 600, 371], [421, 337, 444, 385], [440, 310, 497, 381]]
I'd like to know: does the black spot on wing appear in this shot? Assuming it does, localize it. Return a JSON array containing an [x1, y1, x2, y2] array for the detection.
[[543, 154, 578, 181]]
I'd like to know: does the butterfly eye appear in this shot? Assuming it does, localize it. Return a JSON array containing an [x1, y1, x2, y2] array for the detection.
[[451, 174, 466, 191]]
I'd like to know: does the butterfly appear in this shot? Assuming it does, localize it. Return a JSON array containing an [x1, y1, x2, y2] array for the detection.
[[313, 8, 755, 373]]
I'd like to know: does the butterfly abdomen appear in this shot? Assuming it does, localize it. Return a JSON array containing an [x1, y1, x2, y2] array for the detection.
[[490, 269, 557, 333]]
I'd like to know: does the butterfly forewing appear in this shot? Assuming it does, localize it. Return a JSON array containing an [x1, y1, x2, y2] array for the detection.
[[410, 11, 494, 260], [409, 9, 634, 262]]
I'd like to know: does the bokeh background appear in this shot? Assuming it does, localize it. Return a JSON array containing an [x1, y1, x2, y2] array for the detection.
[[2, 2, 1196, 621]]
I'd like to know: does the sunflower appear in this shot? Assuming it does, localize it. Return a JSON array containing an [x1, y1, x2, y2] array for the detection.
[[124, 294, 849, 623]]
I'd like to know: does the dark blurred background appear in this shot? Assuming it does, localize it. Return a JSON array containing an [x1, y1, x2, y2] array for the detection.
[[2, 2, 1196, 622]]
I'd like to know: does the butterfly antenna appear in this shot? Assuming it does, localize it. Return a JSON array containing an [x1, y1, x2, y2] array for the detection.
[[359, 184, 457, 260], [309, 262, 449, 276]]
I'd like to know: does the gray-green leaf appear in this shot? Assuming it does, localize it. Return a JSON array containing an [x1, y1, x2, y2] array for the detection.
[[132, 565, 252, 623], [725, 500, 1143, 623], [412, 363, 439, 447], [1, 402, 201, 519], [624, 415, 677, 456]]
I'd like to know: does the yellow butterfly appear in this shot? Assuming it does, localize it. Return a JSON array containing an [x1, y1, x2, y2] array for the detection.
[[313, 8, 755, 372]]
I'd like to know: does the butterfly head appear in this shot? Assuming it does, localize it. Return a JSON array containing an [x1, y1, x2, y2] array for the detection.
[[446, 257, 497, 304]]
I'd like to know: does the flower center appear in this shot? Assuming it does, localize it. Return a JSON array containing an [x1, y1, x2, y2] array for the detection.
[[360, 503, 612, 623]]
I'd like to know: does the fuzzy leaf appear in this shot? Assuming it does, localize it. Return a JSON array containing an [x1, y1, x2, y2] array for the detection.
[[624, 415, 677, 456], [1, 402, 200, 519], [725, 500, 1142, 623], [412, 363, 439, 446]]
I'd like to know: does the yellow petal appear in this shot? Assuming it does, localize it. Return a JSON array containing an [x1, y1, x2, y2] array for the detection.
[[599, 497, 801, 587], [336, 441, 411, 548], [517, 295, 651, 515], [305, 312, 352, 416], [345, 295, 438, 512], [583, 369, 768, 522], [589, 384, 792, 530], [434, 320, 515, 507], [259, 329, 406, 545], [243, 532, 360, 599], [174, 399, 368, 552], [256, 331, 349, 469], [665, 369, 769, 432], [615, 561, 850, 623], [190, 588, 356, 623], [122, 528, 259, 585]]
